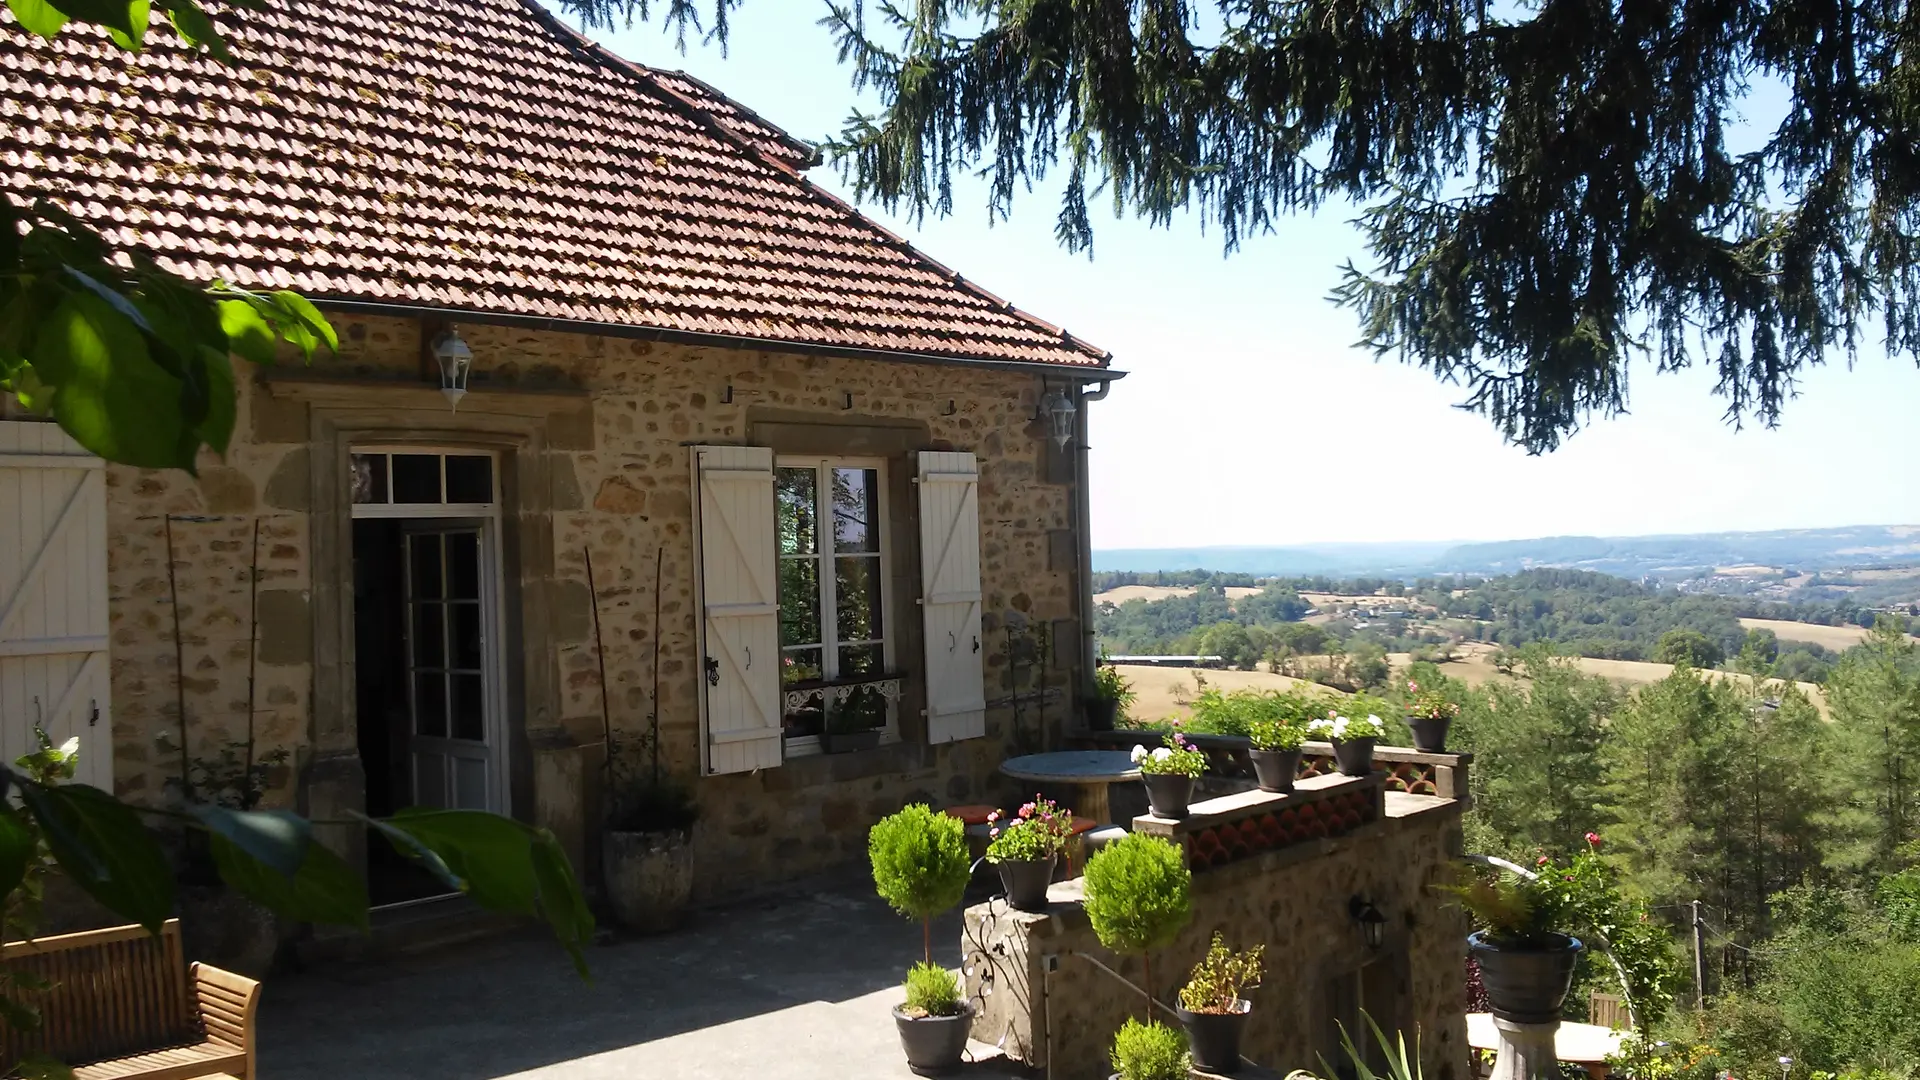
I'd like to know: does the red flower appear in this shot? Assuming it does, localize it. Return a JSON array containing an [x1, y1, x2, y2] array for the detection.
[[1585, 831, 1602, 847], [1537, 855, 1551, 867]]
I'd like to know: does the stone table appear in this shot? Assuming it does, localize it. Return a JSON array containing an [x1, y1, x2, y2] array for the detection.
[[999, 750, 1141, 826]]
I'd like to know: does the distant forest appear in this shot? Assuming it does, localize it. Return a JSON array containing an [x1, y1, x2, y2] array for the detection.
[[1094, 568, 1912, 683]]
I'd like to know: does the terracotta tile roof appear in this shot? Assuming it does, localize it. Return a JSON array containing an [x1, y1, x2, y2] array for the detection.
[[0, 0, 1110, 369]]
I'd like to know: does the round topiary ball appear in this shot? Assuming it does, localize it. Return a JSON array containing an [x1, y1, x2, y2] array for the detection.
[[1082, 832, 1192, 955], [868, 803, 971, 924]]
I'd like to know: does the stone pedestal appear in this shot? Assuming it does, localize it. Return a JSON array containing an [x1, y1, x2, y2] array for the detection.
[[1489, 1016, 1562, 1080]]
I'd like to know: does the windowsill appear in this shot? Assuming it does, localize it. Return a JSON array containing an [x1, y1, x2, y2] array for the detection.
[[761, 738, 935, 792]]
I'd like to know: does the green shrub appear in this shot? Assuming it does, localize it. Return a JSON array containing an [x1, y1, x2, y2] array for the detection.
[[1110, 1018, 1189, 1080], [902, 961, 964, 1018], [1084, 832, 1192, 1001], [1179, 932, 1264, 1013], [1248, 716, 1305, 751], [1095, 663, 1138, 712], [869, 804, 971, 964]]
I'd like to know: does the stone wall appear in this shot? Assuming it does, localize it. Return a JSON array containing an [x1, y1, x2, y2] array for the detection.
[[98, 312, 1091, 906], [962, 794, 1471, 1080]]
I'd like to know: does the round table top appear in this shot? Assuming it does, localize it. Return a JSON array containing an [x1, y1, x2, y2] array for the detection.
[[1000, 750, 1142, 784], [1466, 1014, 1624, 1064]]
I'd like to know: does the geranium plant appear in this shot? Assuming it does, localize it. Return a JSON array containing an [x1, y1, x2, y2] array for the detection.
[[1406, 680, 1461, 721], [1131, 734, 1207, 778], [1248, 716, 1307, 751], [1308, 713, 1386, 742], [985, 796, 1075, 863]]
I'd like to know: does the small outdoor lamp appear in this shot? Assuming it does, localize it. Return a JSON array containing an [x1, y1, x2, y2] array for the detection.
[[432, 325, 473, 410], [1779, 1057, 1794, 1080], [1039, 382, 1076, 449], [1349, 896, 1387, 950]]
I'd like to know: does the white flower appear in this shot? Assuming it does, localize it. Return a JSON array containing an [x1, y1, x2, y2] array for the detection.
[[1363, 714, 1385, 731], [1131, 745, 1148, 764], [1307, 717, 1335, 734], [57, 737, 79, 757], [1151, 747, 1173, 762]]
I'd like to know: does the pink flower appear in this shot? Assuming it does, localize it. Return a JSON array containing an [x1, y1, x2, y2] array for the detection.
[[1585, 831, 1602, 847], [1170, 717, 1184, 727], [1409, 680, 1419, 691], [990, 827, 1000, 838], [987, 810, 999, 823], [1537, 855, 1551, 867]]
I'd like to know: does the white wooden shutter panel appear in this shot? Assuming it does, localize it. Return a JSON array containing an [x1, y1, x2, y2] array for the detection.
[[692, 445, 783, 774], [0, 422, 111, 790], [917, 451, 986, 744]]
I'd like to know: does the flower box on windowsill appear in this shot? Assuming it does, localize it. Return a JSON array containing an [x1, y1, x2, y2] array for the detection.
[[819, 728, 884, 755]]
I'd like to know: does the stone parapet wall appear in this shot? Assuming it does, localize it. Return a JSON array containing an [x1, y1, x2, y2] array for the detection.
[[963, 794, 1471, 1080]]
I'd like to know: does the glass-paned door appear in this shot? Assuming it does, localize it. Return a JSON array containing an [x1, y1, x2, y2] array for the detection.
[[403, 523, 496, 810]]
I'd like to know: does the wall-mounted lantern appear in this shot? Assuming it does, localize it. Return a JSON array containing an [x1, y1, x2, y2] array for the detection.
[[1038, 381, 1077, 449], [432, 325, 473, 410], [1349, 896, 1387, 950]]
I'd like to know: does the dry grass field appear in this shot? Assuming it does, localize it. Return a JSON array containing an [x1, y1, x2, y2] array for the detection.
[[1738, 617, 1916, 651], [1396, 642, 1830, 716], [1112, 664, 1314, 723], [1094, 585, 1261, 606]]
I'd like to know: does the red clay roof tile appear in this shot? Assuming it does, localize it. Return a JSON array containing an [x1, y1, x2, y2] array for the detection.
[[1, 0, 1108, 368]]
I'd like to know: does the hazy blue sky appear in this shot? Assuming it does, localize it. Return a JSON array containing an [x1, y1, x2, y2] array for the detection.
[[589, 6, 1920, 550]]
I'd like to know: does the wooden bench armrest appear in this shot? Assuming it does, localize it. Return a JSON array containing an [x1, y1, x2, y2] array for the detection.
[[191, 962, 261, 1080]]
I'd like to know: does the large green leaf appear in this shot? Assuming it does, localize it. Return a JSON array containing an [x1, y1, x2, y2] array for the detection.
[[0, 810, 36, 900], [5, 0, 68, 36], [54, 0, 144, 37], [190, 805, 309, 878], [218, 298, 278, 367], [15, 782, 174, 932], [161, 0, 229, 59], [29, 292, 194, 470], [208, 832, 369, 930], [529, 832, 594, 978]]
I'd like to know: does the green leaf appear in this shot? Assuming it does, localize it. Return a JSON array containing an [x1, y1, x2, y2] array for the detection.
[[0, 994, 41, 1035], [15, 782, 174, 933], [0, 810, 36, 900], [189, 806, 310, 879], [61, 267, 153, 336], [267, 290, 334, 360], [11, 1054, 74, 1080], [29, 291, 194, 470], [195, 349, 235, 456], [530, 831, 594, 978], [218, 298, 278, 367], [55, 0, 143, 37], [161, 0, 227, 58], [360, 815, 462, 892], [208, 832, 369, 930], [5, 0, 68, 37]]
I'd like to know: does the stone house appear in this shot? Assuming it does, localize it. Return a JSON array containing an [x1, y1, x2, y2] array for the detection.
[[0, 0, 1116, 911]]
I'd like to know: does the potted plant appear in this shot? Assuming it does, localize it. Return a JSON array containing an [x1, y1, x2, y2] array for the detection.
[[170, 737, 291, 976], [985, 795, 1074, 912], [1246, 692, 1310, 792], [821, 683, 887, 753], [1308, 709, 1386, 776], [1445, 858, 1583, 1024], [1083, 832, 1192, 1010], [602, 770, 701, 934], [870, 804, 975, 1075], [1175, 932, 1264, 1074], [1087, 662, 1136, 731], [1110, 1017, 1190, 1080], [1130, 731, 1208, 818], [1405, 679, 1460, 752]]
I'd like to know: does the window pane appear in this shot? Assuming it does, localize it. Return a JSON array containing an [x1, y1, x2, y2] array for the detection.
[[414, 673, 447, 737], [781, 647, 823, 685], [351, 454, 388, 504], [778, 558, 820, 648], [776, 468, 818, 555], [835, 556, 884, 643], [450, 602, 482, 670], [839, 643, 884, 677], [832, 468, 881, 553], [451, 674, 485, 741], [392, 454, 441, 503], [411, 603, 446, 668], [445, 455, 493, 504], [408, 535, 443, 600], [446, 531, 480, 600]]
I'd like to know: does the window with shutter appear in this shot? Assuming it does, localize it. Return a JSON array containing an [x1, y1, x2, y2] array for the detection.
[[917, 451, 986, 744], [692, 446, 783, 774], [0, 422, 111, 789]]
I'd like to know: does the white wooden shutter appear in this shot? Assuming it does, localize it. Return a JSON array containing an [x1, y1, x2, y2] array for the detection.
[[0, 422, 111, 789], [917, 451, 986, 744], [692, 445, 783, 774]]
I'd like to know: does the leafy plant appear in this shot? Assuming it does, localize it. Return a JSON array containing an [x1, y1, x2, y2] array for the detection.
[[1131, 733, 1207, 778], [176, 740, 291, 812], [1178, 932, 1264, 1013], [868, 804, 971, 965], [985, 795, 1074, 863], [1083, 832, 1192, 1006], [1443, 860, 1574, 948], [1110, 1018, 1189, 1080], [1405, 679, 1462, 722], [1094, 663, 1137, 710], [1289, 1014, 1424, 1080], [1308, 712, 1387, 743], [902, 960, 964, 1018]]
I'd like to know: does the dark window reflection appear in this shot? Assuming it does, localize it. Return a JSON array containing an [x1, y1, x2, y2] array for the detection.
[[776, 468, 817, 555], [832, 468, 880, 553], [836, 556, 883, 643], [445, 455, 493, 504], [392, 454, 441, 503]]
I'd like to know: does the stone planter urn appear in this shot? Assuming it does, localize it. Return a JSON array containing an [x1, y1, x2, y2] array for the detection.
[[603, 828, 694, 934], [1408, 714, 1453, 753], [1177, 1000, 1250, 1074], [1248, 748, 1300, 793], [893, 1001, 976, 1076], [1332, 736, 1378, 776], [1468, 931, 1584, 1023], [1141, 773, 1195, 818], [178, 885, 280, 978], [995, 856, 1056, 912]]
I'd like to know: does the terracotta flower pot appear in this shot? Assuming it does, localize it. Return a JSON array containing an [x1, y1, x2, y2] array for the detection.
[[1177, 999, 1251, 1074], [1249, 748, 1301, 793], [1142, 773, 1195, 818], [1468, 931, 1584, 1024], [1332, 736, 1378, 776], [893, 1001, 976, 1075], [995, 855, 1056, 912]]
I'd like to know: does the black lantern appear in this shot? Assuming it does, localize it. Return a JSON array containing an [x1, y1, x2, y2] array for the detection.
[[1349, 896, 1386, 950], [1039, 383, 1076, 448], [433, 325, 473, 410]]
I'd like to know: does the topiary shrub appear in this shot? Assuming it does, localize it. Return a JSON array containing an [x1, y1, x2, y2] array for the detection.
[[1110, 1018, 1190, 1080], [902, 960, 964, 1018], [1083, 832, 1192, 1007], [869, 803, 971, 964]]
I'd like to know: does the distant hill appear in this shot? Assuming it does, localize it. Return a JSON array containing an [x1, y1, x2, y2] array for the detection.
[[1095, 525, 1920, 579]]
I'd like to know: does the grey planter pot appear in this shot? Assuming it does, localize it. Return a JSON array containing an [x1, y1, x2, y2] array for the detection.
[[1408, 714, 1452, 753], [995, 855, 1056, 912], [1249, 747, 1301, 793], [603, 828, 694, 934], [1085, 697, 1119, 731], [1468, 931, 1584, 1024], [893, 1001, 976, 1076], [1332, 736, 1378, 776], [1177, 1000, 1251, 1074], [1142, 773, 1196, 818]]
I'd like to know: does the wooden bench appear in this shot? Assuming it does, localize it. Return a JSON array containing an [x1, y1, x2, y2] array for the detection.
[[2, 920, 259, 1080]]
